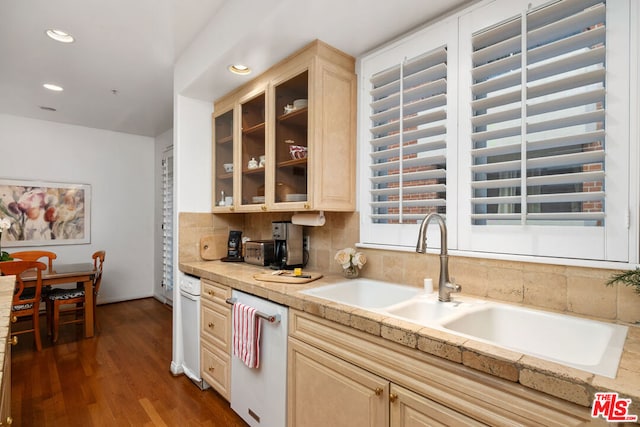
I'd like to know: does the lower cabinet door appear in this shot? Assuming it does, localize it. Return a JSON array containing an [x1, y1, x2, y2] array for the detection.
[[288, 338, 388, 427], [201, 342, 230, 401], [390, 384, 485, 427]]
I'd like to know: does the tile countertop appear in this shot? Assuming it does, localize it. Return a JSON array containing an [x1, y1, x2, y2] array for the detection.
[[0, 276, 15, 390], [180, 260, 640, 413]]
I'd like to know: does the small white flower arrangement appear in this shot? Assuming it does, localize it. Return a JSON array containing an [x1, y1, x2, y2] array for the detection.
[[334, 247, 366, 278], [0, 217, 12, 261]]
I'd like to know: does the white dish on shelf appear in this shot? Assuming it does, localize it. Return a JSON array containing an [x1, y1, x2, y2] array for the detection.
[[252, 196, 265, 203], [293, 99, 308, 109], [285, 194, 307, 202]]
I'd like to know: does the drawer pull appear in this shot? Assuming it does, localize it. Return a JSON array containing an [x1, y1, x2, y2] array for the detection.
[[208, 366, 215, 372], [208, 322, 215, 329], [374, 387, 383, 396], [389, 393, 398, 403], [207, 290, 215, 296], [10, 336, 17, 346]]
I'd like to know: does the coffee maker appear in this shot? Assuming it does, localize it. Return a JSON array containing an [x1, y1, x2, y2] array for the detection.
[[271, 221, 303, 269]]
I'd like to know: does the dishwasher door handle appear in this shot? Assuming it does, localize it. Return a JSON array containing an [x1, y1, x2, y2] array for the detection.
[[226, 297, 281, 324]]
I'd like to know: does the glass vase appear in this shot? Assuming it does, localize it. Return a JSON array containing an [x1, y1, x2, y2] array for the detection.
[[342, 265, 359, 279]]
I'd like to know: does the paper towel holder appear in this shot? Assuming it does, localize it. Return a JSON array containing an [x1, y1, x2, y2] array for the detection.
[[291, 210, 325, 227]]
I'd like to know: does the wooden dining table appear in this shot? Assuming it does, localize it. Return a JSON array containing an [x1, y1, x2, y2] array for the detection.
[[21, 262, 97, 338]]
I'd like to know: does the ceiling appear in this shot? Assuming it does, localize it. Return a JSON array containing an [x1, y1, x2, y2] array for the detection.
[[0, 0, 473, 138]]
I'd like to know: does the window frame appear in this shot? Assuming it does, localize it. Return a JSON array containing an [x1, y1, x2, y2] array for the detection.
[[357, 0, 639, 267]]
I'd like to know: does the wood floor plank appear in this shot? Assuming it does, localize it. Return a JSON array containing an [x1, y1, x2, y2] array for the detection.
[[11, 298, 248, 426]]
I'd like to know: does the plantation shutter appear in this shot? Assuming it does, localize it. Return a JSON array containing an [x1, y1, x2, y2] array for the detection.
[[162, 148, 174, 297], [368, 47, 448, 224], [470, 0, 606, 226]]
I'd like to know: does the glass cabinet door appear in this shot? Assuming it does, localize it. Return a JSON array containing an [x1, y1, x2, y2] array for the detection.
[[240, 93, 266, 208], [274, 71, 308, 205], [213, 109, 234, 209]]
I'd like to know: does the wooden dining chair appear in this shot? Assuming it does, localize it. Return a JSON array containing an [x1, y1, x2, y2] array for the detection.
[[0, 260, 47, 351], [46, 250, 105, 343], [9, 250, 57, 271]]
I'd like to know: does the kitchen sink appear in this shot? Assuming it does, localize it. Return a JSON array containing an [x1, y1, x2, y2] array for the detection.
[[300, 279, 628, 378], [440, 304, 628, 378], [301, 279, 420, 309]]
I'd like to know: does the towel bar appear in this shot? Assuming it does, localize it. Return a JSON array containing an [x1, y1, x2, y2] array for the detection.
[[225, 297, 281, 323]]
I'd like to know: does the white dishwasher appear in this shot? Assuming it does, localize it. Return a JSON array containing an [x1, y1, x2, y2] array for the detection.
[[230, 290, 288, 427], [179, 273, 208, 389]]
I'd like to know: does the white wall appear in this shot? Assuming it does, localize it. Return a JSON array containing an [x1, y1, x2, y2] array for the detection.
[[0, 114, 156, 304], [169, 93, 213, 374]]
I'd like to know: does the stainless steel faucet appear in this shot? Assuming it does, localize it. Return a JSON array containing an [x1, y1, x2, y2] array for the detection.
[[416, 213, 461, 302]]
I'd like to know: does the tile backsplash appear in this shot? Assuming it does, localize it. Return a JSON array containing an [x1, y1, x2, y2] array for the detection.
[[179, 211, 640, 324]]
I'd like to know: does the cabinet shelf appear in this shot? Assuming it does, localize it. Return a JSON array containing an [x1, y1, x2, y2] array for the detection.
[[242, 166, 266, 175], [278, 158, 308, 168], [242, 122, 266, 135], [216, 135, 233, 145], [277, 107, 308, 123], [217, 172, 233, 180]]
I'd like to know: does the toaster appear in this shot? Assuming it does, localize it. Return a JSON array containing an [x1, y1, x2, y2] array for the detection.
[[244, 240, 276, 266]]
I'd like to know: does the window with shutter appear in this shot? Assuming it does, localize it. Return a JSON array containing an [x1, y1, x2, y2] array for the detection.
[[469, 0, 606, 226], [162, 148, 174, 302], [458, 0, 631, 262], [358, 0, 636, 265], [359, 19, 457, 248]]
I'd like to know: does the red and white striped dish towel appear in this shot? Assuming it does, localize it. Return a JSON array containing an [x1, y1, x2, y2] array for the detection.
[[232, 302, 262, 369]]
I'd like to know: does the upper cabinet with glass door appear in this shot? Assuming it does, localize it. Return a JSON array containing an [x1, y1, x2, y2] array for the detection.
[[212, 40, 357, 213], [212, 103, 235, 212], [239, 91, 267, 211]]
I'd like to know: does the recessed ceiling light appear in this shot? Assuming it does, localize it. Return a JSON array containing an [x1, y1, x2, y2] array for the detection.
[[43, 83, 64, 92], [228, 64, 251, 75], [45, 29, 75, 43]]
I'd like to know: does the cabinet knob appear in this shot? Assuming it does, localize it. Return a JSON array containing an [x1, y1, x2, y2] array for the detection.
[[208, 322, 215, 329], [374, 387, 383, 396], [229, 206, 235, 212], [304, 203, 310, 209], [10, 315, 17, 324], [208, 290, 215, 296], [261, 205, 267, 211], [1, 416, 13, 425], [10, 336, 17, 346], [389, 393, 398, 403], [208, 366, 215, 372]]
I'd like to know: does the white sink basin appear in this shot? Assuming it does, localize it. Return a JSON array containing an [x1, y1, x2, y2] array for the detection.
[[301, 279, 420, 309], [440, 304, 628, 378]]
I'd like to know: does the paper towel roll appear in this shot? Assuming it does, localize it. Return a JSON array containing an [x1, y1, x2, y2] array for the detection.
[[291, 211, 325, 226]]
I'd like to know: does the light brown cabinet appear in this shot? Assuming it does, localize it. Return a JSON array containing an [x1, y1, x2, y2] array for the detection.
[[288, 309, 601, 427], [288, 337, 481, 427], [288, 338, 388, 427], [212, 39, 356, 213], [200, 279, 231, 400]]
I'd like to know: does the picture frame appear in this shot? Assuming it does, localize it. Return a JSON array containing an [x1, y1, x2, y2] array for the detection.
[[0, 179, 91, 247]]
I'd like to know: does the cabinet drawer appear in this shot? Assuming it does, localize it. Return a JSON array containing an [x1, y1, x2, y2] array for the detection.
[[201, 343, 230, 401], [201, 279, 230, 305], [201, 301, 230, 350]]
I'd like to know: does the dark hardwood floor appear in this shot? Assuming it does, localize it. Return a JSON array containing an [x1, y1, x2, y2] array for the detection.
[[11, 298, 248, 427]]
